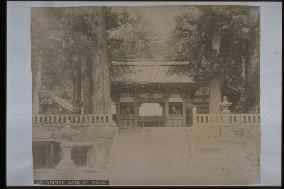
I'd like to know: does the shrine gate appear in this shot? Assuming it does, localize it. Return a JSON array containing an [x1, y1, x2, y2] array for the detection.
[[110, 60, 210, 127]]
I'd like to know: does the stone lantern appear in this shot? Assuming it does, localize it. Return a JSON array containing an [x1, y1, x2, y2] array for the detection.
[[54, 120, 80, 171], [219, 96, 232, 113]]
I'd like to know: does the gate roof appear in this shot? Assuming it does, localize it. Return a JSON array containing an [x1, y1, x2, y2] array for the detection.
[[111, 60, 196, 84]]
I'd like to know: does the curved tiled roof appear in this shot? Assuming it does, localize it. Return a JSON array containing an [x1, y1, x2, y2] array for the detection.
[[40, 94, 74, 112], [50, 94, 73, 112], [112, 60, 189, 66], [111, 60, 194, 84]]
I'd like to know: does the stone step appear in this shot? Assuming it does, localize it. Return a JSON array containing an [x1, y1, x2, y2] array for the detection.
[[108, 127, 193, 171], [118, 127, 143, 133]]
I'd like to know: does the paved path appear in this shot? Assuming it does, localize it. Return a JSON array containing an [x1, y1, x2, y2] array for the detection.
[[104, 127, 259, 185], [106, 128, 212, 185]]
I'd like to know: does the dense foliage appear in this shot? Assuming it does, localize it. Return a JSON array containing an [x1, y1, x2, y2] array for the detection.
[[166, 6, 260, 112], [32, 6, 260, 113], [32, 8, 159, 98], [108, 10, 161, 60]]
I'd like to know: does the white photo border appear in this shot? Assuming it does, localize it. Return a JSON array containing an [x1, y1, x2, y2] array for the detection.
[[7, 1, 282, 186]]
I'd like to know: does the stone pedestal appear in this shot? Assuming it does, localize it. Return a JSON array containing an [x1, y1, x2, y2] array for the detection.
[[87, 147, 95, 168], [53, 122, 80, 178], [54, 142, 76, 179], [58, 142, 73, 166]]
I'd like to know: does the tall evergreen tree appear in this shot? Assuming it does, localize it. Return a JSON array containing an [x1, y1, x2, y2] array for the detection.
[[167, 6, 260, 113]]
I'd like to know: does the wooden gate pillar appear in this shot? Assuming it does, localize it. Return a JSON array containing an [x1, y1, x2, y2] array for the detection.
[[182, 97, 187, 127], [133, 85, 138, 127], [165, 97, 169, 127], [116, 95, 121, 126]]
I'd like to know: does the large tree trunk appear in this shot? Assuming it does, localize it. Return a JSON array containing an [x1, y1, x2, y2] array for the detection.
[[245, 43, 260, 113], [32, 54, 42, 114], [239, 9, 260, 113], [209, 73, 222, 113], [72, 53, 81, 114], [91, 7, 111, 116], [209, 17, 222, 113], [245, 21, 260, 113], [31, 11, 42, 115], [81, 49, 93, 114]]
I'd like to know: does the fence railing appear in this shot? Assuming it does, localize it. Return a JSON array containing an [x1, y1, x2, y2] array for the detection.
[[32, 114, 110, 127], [192, 107, 260, 126]]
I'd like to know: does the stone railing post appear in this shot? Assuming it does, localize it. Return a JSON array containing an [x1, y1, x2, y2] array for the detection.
[[192, 106, 196, 127]]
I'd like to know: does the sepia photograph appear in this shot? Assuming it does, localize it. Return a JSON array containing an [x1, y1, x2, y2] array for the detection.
[[30, 5, 262, 185]]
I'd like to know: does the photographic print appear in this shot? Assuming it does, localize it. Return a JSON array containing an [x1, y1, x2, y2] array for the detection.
[[31, 5, 260, 185]]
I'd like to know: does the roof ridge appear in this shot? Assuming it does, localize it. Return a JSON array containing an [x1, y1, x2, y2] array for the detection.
[[111, 60, 190, 66], [112, 59, 187, 61]]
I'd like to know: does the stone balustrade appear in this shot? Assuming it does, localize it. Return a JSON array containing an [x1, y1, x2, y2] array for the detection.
[[193, 113, 260, 126], [192, 107, 260, 127], [32, 114, 110, 127]]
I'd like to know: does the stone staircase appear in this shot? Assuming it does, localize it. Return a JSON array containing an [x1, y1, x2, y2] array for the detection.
[[106, 127, 194, 185], [118, 126, 143, 134], [104, 126, 259, 185]]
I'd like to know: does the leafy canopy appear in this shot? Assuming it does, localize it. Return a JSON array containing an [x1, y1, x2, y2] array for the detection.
[[167, 6, 259, 85], [32, 7, 160, 97]]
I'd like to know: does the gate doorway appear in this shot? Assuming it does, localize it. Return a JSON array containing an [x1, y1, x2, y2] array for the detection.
[[138, 102, 164, 127]]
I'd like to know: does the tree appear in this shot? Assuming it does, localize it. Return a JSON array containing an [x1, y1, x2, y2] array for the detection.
[[60, 8, 95, 114], [88, 7, 112, 115], [58, 7, 113, 115], [32, 7, 161, 115], [243, 7, 260, 113], [107, 9, 160, 60], [167, 6, 260, 113], [31, 8, 68, 113]]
